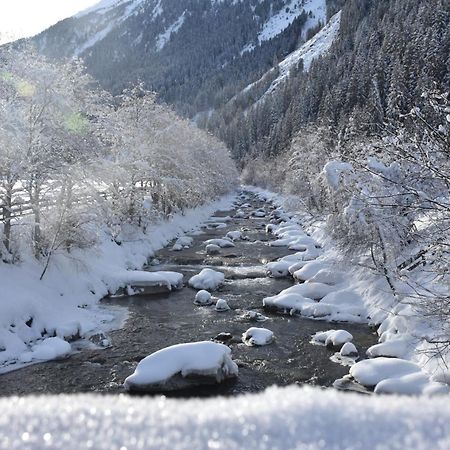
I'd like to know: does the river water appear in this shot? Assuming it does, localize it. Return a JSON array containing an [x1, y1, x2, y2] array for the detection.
[[0, 192, 377, 397]]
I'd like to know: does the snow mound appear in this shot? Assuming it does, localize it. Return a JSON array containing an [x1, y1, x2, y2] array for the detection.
[[242, 327, 274, 346], [194, 290, 213, 306], [263, 292, 314, 313], [124, 341, 238, 392], [340, 342, 358, 357], [312, 329, 353, 348], [293, 261, 329, 281], [350, 358, 422, 387], [206, 244, 221, 255], [367, 338, 414, 359], [172, 236, 193, 251], [204, 238, 235, 248], [188, 269, 225, 290], [226, 230, 243, 241], [121, 270, 183, 291], [18, 337, 71, 363], [215, 299, 230, 312]]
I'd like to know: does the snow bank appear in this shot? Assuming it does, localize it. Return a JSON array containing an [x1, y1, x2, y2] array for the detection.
[[2, 386, 450, 449], [0, 193, 236, 372], [188, 268, 225, 290], [124, 341, 238, 392]]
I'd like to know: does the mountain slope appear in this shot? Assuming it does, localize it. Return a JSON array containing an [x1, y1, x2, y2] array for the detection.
[[33, 0, 330, 117]]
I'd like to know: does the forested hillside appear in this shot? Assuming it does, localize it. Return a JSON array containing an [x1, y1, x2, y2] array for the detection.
[[210, 0, 450, 160], [34, 0, 329, 117]]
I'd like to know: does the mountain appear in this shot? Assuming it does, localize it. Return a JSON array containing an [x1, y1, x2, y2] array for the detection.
[[33, 0, 332, 117]]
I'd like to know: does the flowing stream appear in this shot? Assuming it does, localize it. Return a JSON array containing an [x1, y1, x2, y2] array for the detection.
[[0, 192, 377, 397]]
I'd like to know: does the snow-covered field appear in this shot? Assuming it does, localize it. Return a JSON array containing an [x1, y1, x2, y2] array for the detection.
[[0, 194, 236, 373], [1, 386, 450, 449]]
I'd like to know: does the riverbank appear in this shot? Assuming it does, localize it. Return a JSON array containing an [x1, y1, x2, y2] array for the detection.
[[0, 194, 237, 373]]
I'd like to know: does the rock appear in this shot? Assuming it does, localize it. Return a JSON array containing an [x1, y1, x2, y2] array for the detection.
[[240, 310, 269, 322], [206, 244, 221, 255], [242, 327, 274, 346], [340, 342, 358, 357], [212, 332, 233, 343], [124, 341, 238, 393], [215, 299, 230, 312], [194, 290, 213, 306]]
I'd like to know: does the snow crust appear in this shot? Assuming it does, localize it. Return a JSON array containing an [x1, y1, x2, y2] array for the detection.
[[124, 341, 238, 390], [2, 386, 450, 449]]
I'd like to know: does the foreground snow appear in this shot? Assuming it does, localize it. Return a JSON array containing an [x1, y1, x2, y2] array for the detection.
[[2, 386, 450, 449]]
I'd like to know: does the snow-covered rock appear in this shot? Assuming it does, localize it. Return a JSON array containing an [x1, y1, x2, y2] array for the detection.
[[340, 342, 358, 357], [194, 290, 213, 306], [240, 311, 269, 322], [188, 269, 225, 290], [215, 299, 230, 312], [265, 261, 291, 278], [226, 230, 243, 241], [121, 270, 184, 293], [172, 236, 193, 251], [206, 244, 221, 255], [350, 357, 422, 388], [366, 338, 413, 359], [312, 329, 353, 349], [18, 337, 71, 363], [204, 238, 235, 248], [263, 292, 314, 313], [242, 327, 274, 346], [124, 341, 238, 392]]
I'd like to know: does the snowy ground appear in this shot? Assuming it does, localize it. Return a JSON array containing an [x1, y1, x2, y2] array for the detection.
[[1, 386, 450, 449], [0, 194, 236, 373]]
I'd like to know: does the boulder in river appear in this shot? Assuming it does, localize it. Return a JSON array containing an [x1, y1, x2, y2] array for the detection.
[[123, 341, 238, 393]]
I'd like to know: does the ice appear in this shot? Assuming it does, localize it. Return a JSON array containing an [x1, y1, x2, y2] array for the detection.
[[124, 341, 238, 391], [19, 337, 71, 363], [350, 358, 422, 387], [215, 299, 230, 312], [242, 327, 274, 346], [188, 268, 225, 290]]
